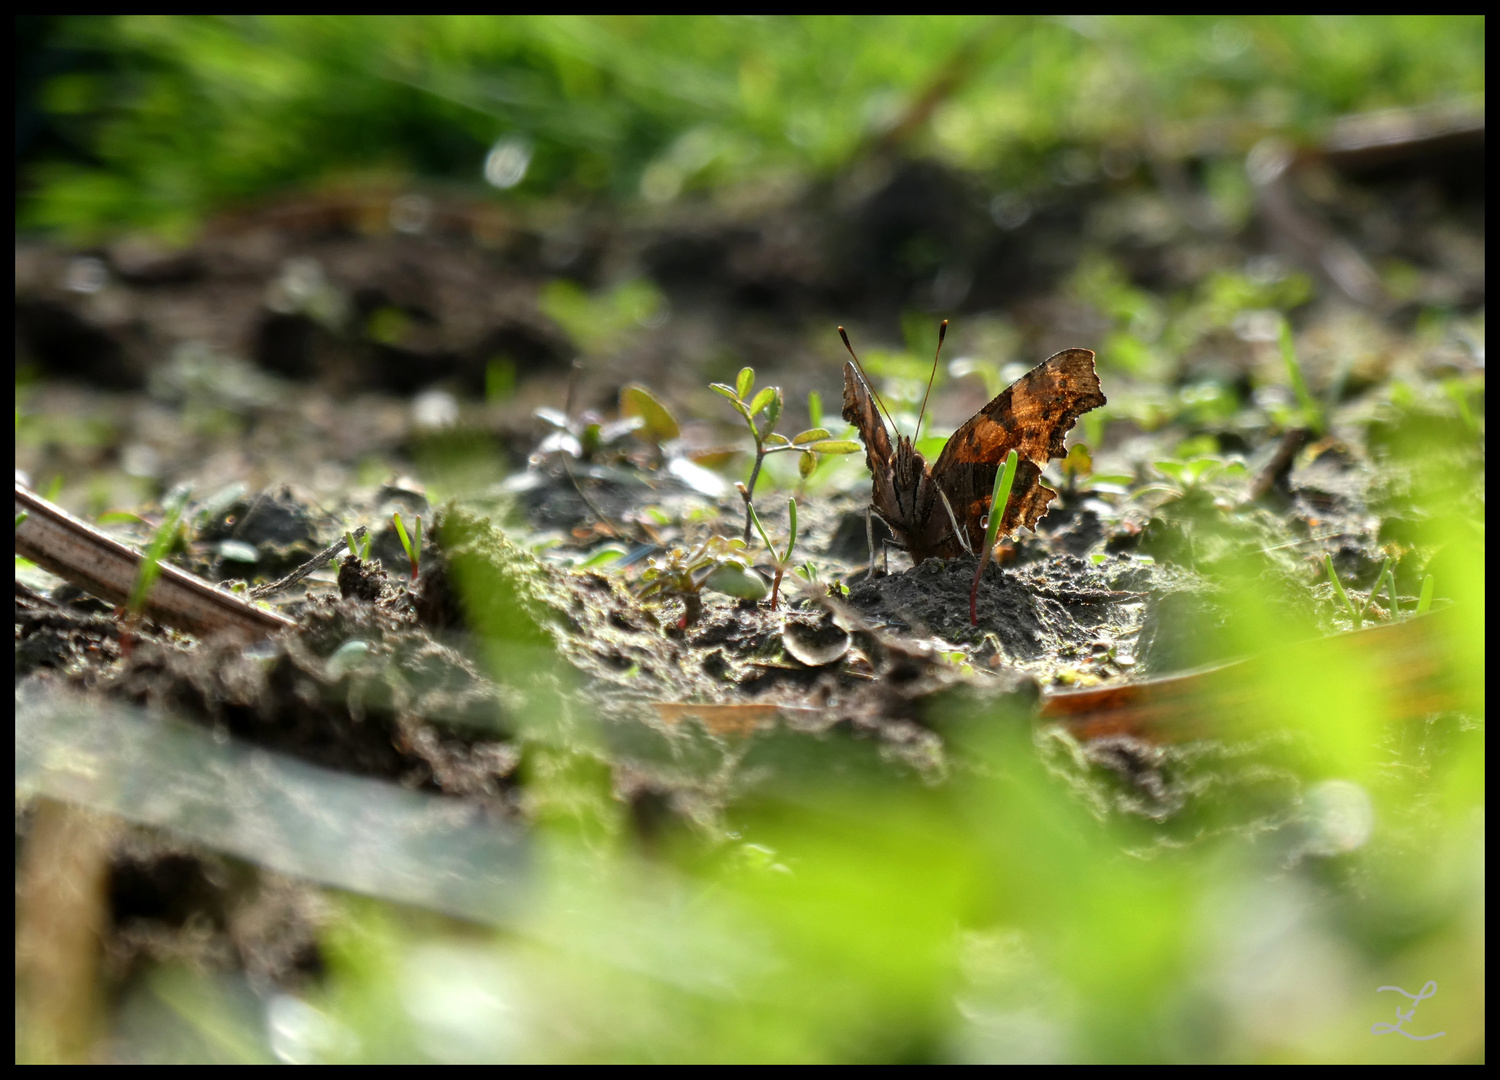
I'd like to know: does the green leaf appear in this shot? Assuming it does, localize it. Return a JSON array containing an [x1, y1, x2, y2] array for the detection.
[[1381, 564, 1401, 617], [793, 427, 832, 445], [620, 383, 680, 443], [786, 497, 798, 555], [764, 388, 783, 429], [747, 502, 774, 552], [798, 451, 817, 478], [704, 564, 769, 601], [736, 367, 755, 399], [579, 545, 628, 568], [749, 386, 776, 417], [983, 449, 1021, 550], [392, 511, 414, 559], [804, 439, 861, 454], [1061, 443, 1092, 481], [807, 391, 823, 429], [764, 432, 791, 448], [710, 383, 740, 401], [127, 486, 191, 616], [1279, 318, 1324, 434]]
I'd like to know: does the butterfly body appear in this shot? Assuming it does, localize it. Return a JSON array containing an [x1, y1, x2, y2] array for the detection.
[[841, 347, 1105, 565]]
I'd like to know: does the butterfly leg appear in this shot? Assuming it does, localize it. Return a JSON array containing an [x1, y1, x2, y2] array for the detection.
[[864, 506, 877, 580]]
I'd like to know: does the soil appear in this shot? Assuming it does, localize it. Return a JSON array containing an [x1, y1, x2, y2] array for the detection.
[[14, 145, 1485, 1025]]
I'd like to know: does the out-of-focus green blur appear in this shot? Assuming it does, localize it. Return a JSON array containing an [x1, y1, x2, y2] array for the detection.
[[17, 15, 1485, 237]]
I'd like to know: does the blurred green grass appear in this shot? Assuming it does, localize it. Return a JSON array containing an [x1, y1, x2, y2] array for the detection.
[[18, 15, 1486, 238]]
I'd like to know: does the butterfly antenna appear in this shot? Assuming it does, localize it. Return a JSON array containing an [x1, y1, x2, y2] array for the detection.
[[838, 326, 901, 434], [913, 319, 947, 442]]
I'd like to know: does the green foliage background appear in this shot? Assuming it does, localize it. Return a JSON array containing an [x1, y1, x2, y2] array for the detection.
[[19, 15, 1486, 236]]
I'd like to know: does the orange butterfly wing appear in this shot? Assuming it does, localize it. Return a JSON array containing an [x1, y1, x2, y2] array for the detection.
[[929, 348, 1105, 553]]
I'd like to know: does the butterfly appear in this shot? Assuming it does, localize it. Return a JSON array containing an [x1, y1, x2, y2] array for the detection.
[[839, 323, 1105, 567]]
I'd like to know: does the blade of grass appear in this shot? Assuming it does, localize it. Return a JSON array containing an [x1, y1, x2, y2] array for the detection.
[[1359, 556, 1392, 622], [126, 488, 190, 617], [1279, 318, 1325, 434], [1416, 573, 1435, 614], [392, 512, 419, 580], [971, 449, 1019, 626], [1324, 553, 1361, 628], [1380, 563, 1401, 619]]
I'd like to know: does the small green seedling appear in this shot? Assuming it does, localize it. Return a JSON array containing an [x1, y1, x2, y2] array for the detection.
[[1060, 443, 1092, 495], [638, 532, 767, 629], [1416, 573, 1435, 614], [534, 404, 644, 463], [1324, 554, 1405, 627], [392, 512, 422, 581], [344, 529, 372, 561], [1323, 553, 1361, 628], [619, 383, 680, 449], [710, 366, 858, 542], [970, 449, 1020, 626], [748, 497, 799, 611], [1347, 556, 1395, 623], [127, 486, 192, 619], [1369, 557, 1398, 619], [1278, 318, 1326, 435], [1140, 456, 1249, 500]]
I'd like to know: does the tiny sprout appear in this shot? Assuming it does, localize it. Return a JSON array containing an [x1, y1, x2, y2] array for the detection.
[[127, 486, 192, 619], [392, 512, 422, 581], [638, 532, 766, 628], [1323, 554, 1360, 628], [711, 369, 858, 543], [344, 530, 371, 561], [1361, 556, 1400, 621], [619, 383, 680, 445], [749, 497, 799, 611], [970, 449, 1020, 626], [1278, 318, 1326, 435], [1416, 573, 1435, 615]]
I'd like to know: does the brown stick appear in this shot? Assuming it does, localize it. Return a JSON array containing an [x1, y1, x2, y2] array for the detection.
[[1038, 608, 1461, 742], [14, 482, 295, 643]]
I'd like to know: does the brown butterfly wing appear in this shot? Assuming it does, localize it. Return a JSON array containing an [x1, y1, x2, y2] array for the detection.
[[841, 360, 903, 527], [929, 348, 1105, 553]]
